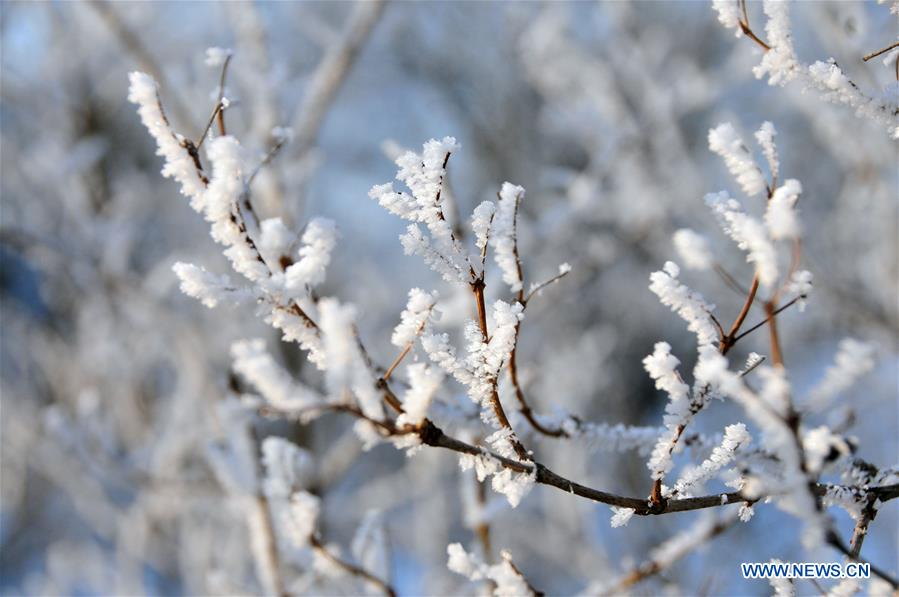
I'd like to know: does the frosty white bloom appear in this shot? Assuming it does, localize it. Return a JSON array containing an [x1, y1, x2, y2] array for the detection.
[[703, 359, 828, 546], [261, 437, 313, 498], [205, 47, 233, 67], [649, 511, 736, 569], [421, 332, 469, 384], [491, 551, 532, 597], [742, 352, 765, 374], [396, 364, 443, 426], [353, 419, 385, 452], [370, 137, 472, 284], [765, 179, 802, 241], [319, 299, 359, 396], [286, 491, 321, 545], [127, 72, 206, 203], [712, 0, 743, 34], [643, 342, 689, 405], [706, 191, 778, 288], [391, 288, 439, 348], [610, 507, 635, 528], [805, 339, 876, 413], [803, 426, 851, 474], [427, 301, 522, 421], [754, 1, 800, 86], [673, 423, 751, 496], [829, 578, 860, 597], [458, 451, 501, 483], [806, 60, 899, 137], [400, 224, 468, 283], [490, 467, 536, 508], [271, 126, 295, 143], [490, 182, 525, 293], [396, 136, 460, 206], [446, 543, 534, 597], [458, 449, 534, 508], [644, 341, 691, 480], [787, 269, 813, 311], [648, 261, 718, 346], [672, 229, 712, 270], [481, 301, 524, 378], [560, 418, 662, 456], [267, 307, 326, 370], [258, 218, 294, 269], [558, 262, 572, 275], [172, 262, 254, 308], [318, 299, 381, 419], [755, 121, 779, 183], [204, 136, 271, 283], [757, 364, 792, 418], [738, 503, 755, 522], [712, 3, 899, 136], [708, 123, 767, 197], [693, 344, 732, 388], [471, 200, 496, 255], [231, 339, 321, 411], [284, 218, 338, 292], [446, 543, 480, 580]]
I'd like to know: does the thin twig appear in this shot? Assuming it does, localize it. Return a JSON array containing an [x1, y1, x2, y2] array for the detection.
[[738, 0, 772, 51], [309, 535, 396, 597], [765, 301, 785, 366], [196, 103, 223, 150], [862, 41, 899, 62], [216, 53, 233, 136], [471, 280, 530, 461], [720, 274, 759, 353], [524, 269, 571, 303], [605, 513, 738, 594], [827, 531, 899, 588], [731, 295, 802, 343], [88, 0, 193, 126], [715, 264, 751, 296], [848, 495, 878, 559]]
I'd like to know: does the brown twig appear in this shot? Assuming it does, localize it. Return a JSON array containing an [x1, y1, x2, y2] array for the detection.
[[720, 274, 760, 354], [508, 332, 566, 438], [475, 477, 493, 564], [731, 295, 802, 342], [382, 343, 413, 383], [381, 302, 437, 383], [764, 300, 785, 367], [862, 41, 899, 62], [607, 513, 738, 594], [827, 530, 898, 588], [262, 388, 899, 518], [504, 554, 544, 597], [524, 269, 571, 303], [309, 535, 396, 597], [738, 0, 772, 51], [471, 279, 529, 461], [216, 53, 232, 136], [715, 263, 752, 296], [848, 494, 878, 559]]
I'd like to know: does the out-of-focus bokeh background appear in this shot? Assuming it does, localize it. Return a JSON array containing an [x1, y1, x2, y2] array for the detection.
[[1, 1, 896, 595]]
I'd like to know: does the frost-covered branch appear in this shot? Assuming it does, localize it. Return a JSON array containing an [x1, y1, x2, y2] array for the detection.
[[714, 0, 899, 138]]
